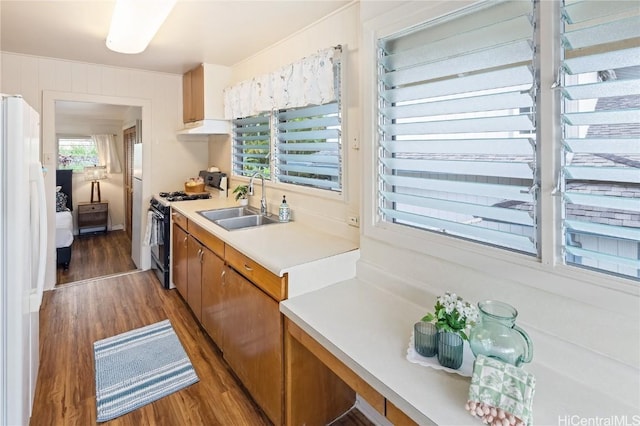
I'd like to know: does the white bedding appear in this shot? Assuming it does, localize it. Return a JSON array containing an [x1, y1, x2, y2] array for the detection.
[[56, 210, 74, 248]]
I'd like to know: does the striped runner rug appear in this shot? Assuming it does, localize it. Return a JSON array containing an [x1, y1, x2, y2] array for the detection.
[[94, 319, 199, 422]]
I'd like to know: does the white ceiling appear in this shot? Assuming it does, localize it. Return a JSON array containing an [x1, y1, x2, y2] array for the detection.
[[0, 0, 351, 75]]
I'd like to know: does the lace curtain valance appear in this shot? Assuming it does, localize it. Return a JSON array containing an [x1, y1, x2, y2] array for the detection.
[[224, 47, 339, 119]]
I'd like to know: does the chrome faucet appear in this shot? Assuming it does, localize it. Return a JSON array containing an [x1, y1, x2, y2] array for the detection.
[[248, 172, 267, 216]]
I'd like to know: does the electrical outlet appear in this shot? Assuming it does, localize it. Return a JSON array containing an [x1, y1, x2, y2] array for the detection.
[[348, 216, 359, 227]]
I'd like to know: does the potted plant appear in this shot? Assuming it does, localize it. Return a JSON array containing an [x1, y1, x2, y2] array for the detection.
[[420, 292, 478, 369], [233, 184, 249, 206]]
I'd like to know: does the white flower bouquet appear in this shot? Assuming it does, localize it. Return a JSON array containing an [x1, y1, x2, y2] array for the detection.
[[421, 292, 478, 340]]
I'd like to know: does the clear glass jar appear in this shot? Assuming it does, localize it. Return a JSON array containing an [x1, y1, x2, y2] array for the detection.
[[469, 300, 533, 366]]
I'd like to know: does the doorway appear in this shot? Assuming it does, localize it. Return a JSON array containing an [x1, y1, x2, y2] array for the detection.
[[53, 100, 141, 286], [123, 125, 137, 240]]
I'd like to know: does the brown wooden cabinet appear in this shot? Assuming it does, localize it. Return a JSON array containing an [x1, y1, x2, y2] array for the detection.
[[170, 211, 286, 425], [186, 235, 205, 322], [200, 248, 225, 344], [223, 266, 283, 426], [182, 64, 204, 124], [77, 201, 108, 235], [172, 222, 188, 299]]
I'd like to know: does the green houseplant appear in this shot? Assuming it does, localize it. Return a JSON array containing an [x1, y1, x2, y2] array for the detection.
[[233, 184, 249, 204]]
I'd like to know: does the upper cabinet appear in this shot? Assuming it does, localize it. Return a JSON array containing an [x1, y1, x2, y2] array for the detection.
[[179, 63, 232, 135], [183, 65, 205, 124]]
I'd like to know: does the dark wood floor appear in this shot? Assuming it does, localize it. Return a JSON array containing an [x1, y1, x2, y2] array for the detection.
[[32, 271, 373, 426], [56, 230, 137, 285], [32, 271, 273, 426]]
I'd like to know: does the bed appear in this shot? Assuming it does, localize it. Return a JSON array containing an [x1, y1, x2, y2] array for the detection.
[[56, 169, 74, 270]]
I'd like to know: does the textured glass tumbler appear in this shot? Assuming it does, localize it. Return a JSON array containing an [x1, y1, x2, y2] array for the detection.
[[414, 322, 438, 357], [437, 331, 463, 369]]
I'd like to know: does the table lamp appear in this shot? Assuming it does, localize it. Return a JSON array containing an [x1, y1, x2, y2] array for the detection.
[[84, 166, 107, 203]]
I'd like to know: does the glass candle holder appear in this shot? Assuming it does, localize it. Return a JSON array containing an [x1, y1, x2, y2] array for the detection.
[[437, 331, 463, 369], [414, 322, 438, 357]]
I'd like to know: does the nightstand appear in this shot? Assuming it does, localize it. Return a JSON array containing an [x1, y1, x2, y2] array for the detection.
[[77, 201, 108, 235]]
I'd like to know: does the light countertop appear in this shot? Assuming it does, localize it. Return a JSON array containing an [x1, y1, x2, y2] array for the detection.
[[281, 278, 637, 425], [170, 198, 359, 280]]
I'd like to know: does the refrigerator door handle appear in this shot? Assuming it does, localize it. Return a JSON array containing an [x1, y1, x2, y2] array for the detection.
[[29, 162, 47, 312]]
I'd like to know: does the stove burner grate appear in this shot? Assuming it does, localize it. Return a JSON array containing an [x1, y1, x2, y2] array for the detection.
[[161, 191, 211, 202]]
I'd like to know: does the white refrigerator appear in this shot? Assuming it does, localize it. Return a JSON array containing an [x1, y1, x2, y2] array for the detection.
[[0, 95, 47, 425]]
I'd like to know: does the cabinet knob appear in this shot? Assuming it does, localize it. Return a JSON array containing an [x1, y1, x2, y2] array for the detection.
[[243, 264, 253, 272]]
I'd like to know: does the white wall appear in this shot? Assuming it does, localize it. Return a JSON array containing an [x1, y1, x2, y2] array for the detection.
[[1, 52, 209, 289], [216, 2, 361, 242]]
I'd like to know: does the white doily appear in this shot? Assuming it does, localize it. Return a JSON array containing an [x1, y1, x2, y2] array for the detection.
[[406, 330, 475, 377]]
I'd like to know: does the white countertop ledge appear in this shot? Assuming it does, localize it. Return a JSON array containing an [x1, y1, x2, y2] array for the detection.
[[170, 199, 359, 294], [280, 278, 637, 425]]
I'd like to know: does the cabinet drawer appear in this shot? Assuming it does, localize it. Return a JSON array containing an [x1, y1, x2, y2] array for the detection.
[[171, 210, 187, 230], [225, 245, 286, 301], [187, 220, 224, 258], [78, 203, 107, 213]]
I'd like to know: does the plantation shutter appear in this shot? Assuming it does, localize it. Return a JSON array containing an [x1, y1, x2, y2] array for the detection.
[[232, 114, 271, 178], [276, 102, 341, 191], [561, 0, 640, 279], [377, 0, 538, 254]]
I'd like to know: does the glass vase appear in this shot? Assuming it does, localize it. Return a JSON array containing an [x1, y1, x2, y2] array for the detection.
[[468, 300, 533, 366], [437, 331, 463, 369]]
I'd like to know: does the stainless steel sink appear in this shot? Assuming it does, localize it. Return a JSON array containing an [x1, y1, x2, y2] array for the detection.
[[198, 207, 283, 230], [198, 206, 257, 221], [214, 214, 280, 231]]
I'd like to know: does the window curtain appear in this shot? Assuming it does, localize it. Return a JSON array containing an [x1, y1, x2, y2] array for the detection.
[[224, 47, 338, 119], [92, 134, 122, 173]]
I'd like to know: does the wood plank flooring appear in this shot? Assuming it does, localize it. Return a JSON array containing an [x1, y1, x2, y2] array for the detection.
[[31, 271, 272, 426], [56, 230, 137, 286], [32, 271, 374, 426]]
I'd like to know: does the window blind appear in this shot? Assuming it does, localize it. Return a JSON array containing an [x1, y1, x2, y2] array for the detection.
[[561, 0, 640, 279], [232, 114, 271, 178], [377, 0, 538, 253], [276, 102, 341, 191]]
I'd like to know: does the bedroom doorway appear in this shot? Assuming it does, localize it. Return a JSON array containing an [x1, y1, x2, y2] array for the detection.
[[53, 100, 141, 286]]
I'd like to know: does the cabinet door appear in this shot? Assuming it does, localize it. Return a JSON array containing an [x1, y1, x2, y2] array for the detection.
[[191, 64, 205, 122], [182, 70, 193, 123], [172, 224, 188, 299], [201, 247, 225, 344], [187, 235, 203, 321], [223, 266, 283, 426]]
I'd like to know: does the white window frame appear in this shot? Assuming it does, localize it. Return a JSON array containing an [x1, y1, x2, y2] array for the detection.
[[56, 134, 99, 172], [231, 58, 345, 196], [361, 1, 638, 298]]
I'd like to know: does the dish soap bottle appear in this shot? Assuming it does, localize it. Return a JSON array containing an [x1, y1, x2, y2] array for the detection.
[[279, 195, 290, 223]]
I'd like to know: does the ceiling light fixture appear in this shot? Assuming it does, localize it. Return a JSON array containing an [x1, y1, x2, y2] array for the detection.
[[106, 0, 177, 54]]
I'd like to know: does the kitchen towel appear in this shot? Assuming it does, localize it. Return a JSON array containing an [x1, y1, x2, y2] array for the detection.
[[143, 210, 156, 246], [465, 355, 535, 426]]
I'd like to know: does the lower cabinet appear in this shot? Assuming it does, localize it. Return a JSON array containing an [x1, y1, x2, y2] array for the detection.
[[223, 266, 283, 426], [170, 214, 285, 425], [200, 247, 225, 344], [172, 223, 188, 298], [186, 235, 205, 322]]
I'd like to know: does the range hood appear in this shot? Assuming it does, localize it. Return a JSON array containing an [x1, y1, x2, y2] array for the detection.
[[177, 119, 230, 135]]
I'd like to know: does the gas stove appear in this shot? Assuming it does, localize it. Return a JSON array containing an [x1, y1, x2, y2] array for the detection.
[[158, 191, 211, 202]]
